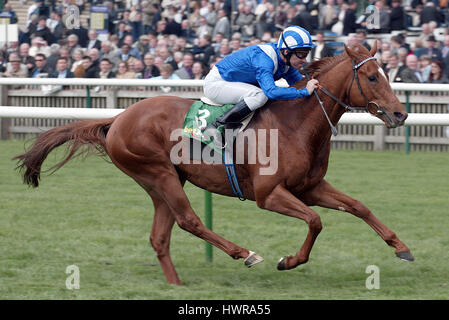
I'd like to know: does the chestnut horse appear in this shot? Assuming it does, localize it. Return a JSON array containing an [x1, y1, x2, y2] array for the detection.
[[14, 44, 414, 285]]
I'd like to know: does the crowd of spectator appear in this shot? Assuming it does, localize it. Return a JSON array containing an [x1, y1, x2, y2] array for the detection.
[[0, 0, 449, 84]]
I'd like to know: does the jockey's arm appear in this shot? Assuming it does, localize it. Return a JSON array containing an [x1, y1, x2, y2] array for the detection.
[[256, 68, 309, 100], [285, 68, 318, 97], [284, 68, 303, 86]]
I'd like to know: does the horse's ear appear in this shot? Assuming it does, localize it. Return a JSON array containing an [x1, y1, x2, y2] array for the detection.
[[344, 44, 357, 61], [370, 41, 378, 57]]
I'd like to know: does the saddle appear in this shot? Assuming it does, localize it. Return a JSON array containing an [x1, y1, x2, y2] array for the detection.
[[182, 97, 253, 200], [182, 97, 254, 156]]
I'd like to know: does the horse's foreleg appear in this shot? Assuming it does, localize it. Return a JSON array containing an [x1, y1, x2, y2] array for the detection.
[[302, 179, 414, 261], [256, 184, 323, 270], [149, 194, 182, 285]]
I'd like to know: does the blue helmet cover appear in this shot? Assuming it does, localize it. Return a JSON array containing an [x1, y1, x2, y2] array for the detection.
[[277, 26, 316, 50]]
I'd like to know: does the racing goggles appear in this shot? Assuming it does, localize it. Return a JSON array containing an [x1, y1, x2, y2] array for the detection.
[[291, 49, 310, 60]]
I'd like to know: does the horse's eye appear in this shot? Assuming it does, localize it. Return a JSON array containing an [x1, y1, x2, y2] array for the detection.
[[368, 75, 377, 82]]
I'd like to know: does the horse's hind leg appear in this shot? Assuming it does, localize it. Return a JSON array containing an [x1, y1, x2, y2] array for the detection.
[[149, 193, 181, 285], [129, 162, 258, 268], [302, 179, 414, 261], [152, 172, 255, 262]]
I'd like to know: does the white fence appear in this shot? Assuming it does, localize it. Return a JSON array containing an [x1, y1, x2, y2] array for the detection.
[[0, 77, 448, 89], [1, 106, 449, 125], [0, 78, 205, 87], [0, 79, 449, 151], [0, 77, 447, 90]]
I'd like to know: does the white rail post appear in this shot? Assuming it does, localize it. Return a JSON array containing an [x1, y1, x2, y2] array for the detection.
[[106, 87, 118, 109], [373, 126, 386, 150]]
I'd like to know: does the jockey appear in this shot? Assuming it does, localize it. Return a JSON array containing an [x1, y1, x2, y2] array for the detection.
[[203, 25, 319, 146]]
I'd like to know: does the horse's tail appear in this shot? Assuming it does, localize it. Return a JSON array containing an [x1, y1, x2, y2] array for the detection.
[[13, 117, 115, 188]]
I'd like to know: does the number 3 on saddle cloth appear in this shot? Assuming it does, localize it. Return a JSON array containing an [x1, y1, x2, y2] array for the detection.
[[182, 97, 254, 200]]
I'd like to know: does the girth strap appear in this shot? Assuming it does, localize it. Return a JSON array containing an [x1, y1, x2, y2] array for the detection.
[[223, 148, 245, 201]]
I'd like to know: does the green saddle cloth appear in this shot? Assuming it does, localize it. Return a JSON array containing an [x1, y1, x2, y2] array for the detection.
[[182, 100, 235, 154]]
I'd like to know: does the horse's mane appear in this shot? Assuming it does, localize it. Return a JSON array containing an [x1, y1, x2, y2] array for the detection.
[[306, 53, 347, 78], [306, 44, 371, 78]]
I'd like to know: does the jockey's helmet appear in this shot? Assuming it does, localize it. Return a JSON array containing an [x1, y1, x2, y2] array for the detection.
[[277, 26, 316, 51], [277, 26, 316, 66]]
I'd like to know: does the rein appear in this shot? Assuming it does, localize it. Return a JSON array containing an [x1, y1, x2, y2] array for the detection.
[[303, 56, 386, 135]]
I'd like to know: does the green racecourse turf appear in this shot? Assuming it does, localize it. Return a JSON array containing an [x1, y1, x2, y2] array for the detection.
[[0, 139, 448, 300]]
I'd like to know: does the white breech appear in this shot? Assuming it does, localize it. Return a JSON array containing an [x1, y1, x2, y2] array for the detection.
[[203, 66, 269, 111]]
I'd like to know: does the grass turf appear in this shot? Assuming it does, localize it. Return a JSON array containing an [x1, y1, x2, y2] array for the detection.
[[0, 139, 448, 299]]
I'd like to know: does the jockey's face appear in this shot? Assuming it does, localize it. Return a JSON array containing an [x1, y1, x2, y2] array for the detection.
[[288, 49, 310, 69]]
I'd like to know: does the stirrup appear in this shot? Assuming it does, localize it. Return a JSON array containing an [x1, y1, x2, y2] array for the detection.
[[213, 139, 227, 149], [203, 125, 227, 149], [210, 129, 227, 149]]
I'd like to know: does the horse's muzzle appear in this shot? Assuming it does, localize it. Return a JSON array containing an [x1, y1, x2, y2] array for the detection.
[[384, 110, 408, 128], [394, 112, 408, 125]]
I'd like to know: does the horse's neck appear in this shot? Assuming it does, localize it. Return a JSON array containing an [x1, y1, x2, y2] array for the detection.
[[312, 62, 350, 129], [265, 59, 351, 144]]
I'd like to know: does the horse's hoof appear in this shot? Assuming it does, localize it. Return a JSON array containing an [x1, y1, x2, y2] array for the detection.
[[396, 251, 414, 262], [277, 257, 287, 271], [244, 251, 264, 268]]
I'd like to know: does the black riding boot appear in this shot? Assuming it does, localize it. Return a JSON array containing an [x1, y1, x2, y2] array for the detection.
[[204, 100, 252, 148]]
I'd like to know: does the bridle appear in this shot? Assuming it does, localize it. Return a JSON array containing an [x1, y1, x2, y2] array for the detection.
[[317, 56, 384, 114], [346, 56, 384, 115], [303, 55, 389, 135]]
